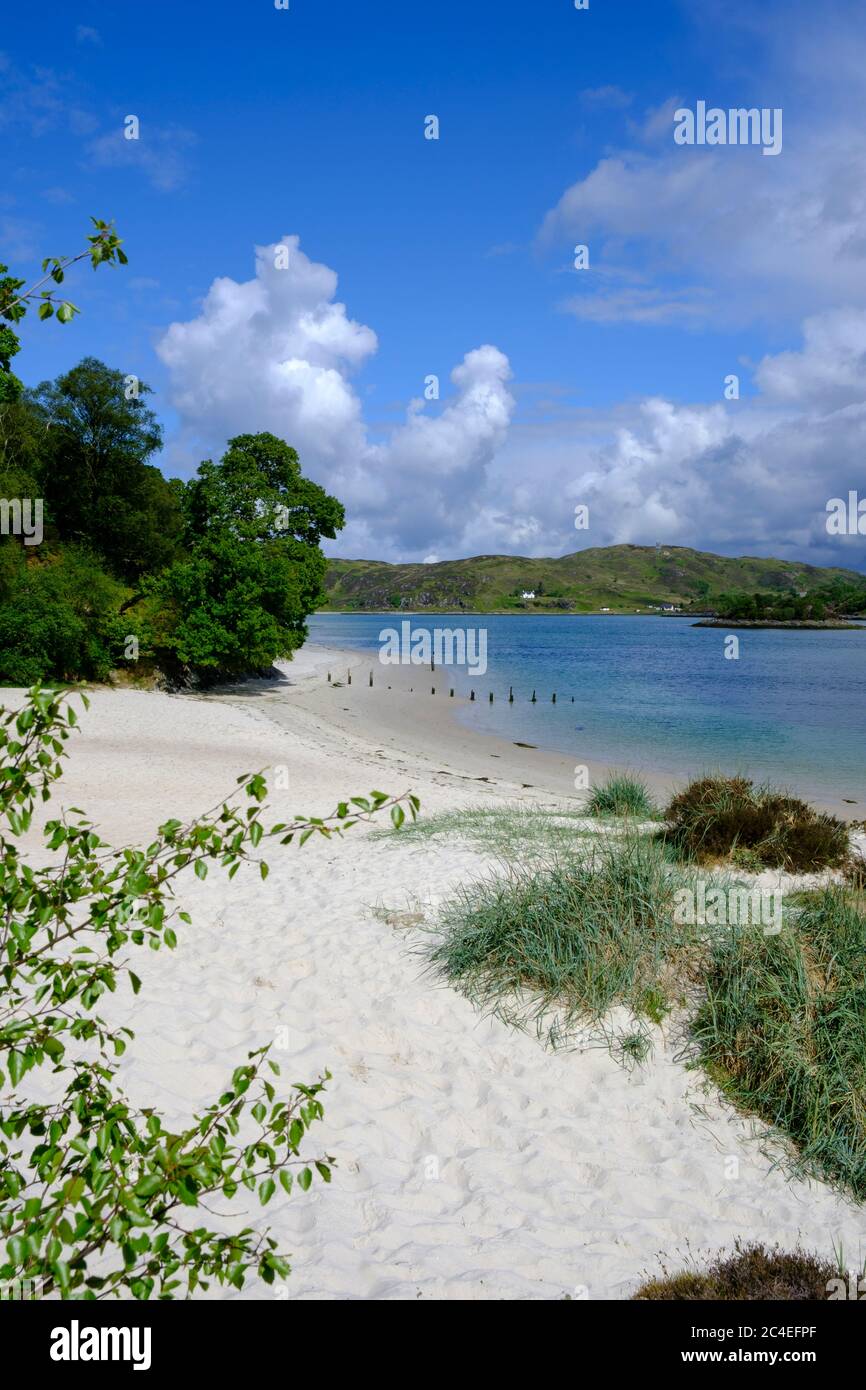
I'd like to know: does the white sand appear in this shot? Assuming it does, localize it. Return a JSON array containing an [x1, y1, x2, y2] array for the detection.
[[13, 654, 866, 1300]]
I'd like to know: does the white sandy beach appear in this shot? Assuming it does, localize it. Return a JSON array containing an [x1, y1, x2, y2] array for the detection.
[[14, 646, 866, 1300]]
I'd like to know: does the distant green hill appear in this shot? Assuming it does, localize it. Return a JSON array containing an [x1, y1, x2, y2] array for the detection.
[[321, 545, 866, 614]]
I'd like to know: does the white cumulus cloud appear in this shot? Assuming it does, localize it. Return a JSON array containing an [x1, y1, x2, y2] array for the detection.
[[156, 237, 515, 557]]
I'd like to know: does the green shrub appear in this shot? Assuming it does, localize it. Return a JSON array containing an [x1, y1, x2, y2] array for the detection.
[[0, 545, 126, 684], [664, 775, 849, 870], [633, 1242, 839, 1300]]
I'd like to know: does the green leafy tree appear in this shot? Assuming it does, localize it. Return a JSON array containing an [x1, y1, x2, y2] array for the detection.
[[0, 687, 418, 1298], [0, 397, 46, 504], [30, 359, 182, 582], [0, 324, 24, 407], [153, 433, 344, 682]]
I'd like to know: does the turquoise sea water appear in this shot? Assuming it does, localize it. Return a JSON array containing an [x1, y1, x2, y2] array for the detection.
[[307, 613, 866, 804]]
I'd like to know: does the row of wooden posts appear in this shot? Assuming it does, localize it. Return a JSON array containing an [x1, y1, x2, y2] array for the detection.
[[327, 670, 574, 703]]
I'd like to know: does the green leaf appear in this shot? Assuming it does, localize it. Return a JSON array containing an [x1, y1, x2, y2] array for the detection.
[[6, 1236, 27, 1265], [135, 1175, 164, 1198], [64, 1176, 85, 1204]]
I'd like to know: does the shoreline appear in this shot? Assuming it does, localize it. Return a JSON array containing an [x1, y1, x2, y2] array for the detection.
[[216, 641, 862, 820], [209, 642, 681, 813]]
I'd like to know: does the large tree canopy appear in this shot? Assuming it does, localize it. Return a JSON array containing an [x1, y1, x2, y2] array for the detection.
[[29, 357, 183, 581], [152, 432, 345, 681]]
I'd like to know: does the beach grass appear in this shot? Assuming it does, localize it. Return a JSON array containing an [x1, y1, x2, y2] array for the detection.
[[377, 803, 603, 859], [427, 833, 705, 1049], [584, 772, 658, 819], [693, 885, 866, 1201]]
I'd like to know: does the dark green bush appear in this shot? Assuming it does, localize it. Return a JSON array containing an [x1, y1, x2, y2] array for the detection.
[[633, 1242, 839, 1300], [664, 775, 849, 870], [0, 544, 126, 684]]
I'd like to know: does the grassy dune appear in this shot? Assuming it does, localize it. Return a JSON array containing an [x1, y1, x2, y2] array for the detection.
[[407, 775, 866, 1202]]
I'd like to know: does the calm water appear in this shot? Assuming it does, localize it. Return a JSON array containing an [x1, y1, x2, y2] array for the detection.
[[307, 613, 866, 803]]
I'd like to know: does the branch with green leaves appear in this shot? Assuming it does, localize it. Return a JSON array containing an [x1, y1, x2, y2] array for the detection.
[[0, 686, 419, 1298], [0, 219, 127, 327]]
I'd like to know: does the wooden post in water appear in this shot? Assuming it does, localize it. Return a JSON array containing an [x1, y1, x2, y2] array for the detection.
[[552, 692, 556, 703], [369, 670, 373, 687], [531, 690, 537, 704], [509, 686, 514, 703], [470, 690, 475, 702], [489, 691, 493, 703], [347, 670, 351, 685], [327, 672, 331, 683], [431, 687, 435, 695], [449, 688, 454, 698]]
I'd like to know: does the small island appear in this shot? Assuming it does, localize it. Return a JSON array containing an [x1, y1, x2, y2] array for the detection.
[[693, 579, 866, 629], [694, 618, 864, 629]]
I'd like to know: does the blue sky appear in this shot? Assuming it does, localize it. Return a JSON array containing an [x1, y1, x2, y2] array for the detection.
[[3, 0, 866, 568]]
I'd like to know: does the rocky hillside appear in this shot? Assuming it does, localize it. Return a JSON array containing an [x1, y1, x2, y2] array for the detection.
[[321, 545, 866, 614]]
